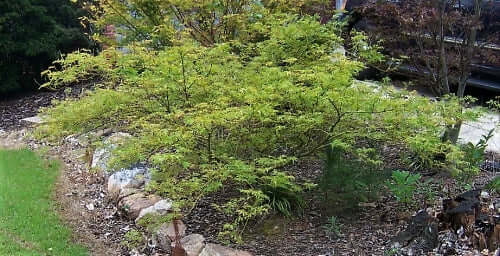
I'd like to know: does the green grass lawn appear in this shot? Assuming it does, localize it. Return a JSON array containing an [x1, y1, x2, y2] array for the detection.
[[0, 149, 88, 256]]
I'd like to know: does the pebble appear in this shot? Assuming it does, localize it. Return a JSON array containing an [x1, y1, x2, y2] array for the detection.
[[480, 191, 490, 199], [86, 203, 95, 211]]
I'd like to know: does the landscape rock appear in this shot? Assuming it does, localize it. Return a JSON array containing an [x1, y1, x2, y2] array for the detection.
[[118, 193, 161, 219], [154, 220, 188, 252], [65, 134, 85, 147], [199, 243, 253, 256], [118, 188, 141, 201], [108, 165, 151, 199], [64, 131, 104, 148], [481, 191, 490, 199], [135, 199, 173, 223], [86, 203, 95, 211], [91, 132, 131, 171], [441, 190, 481, 234], [20, 116, 45, 124], [178, 234, 206, 256], [91, 147, 112, 171], [158, 220, 187, 241]]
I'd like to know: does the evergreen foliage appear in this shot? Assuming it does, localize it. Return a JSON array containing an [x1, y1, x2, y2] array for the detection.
[[0, 0, 92, 94], [320, 141, 389, 205]]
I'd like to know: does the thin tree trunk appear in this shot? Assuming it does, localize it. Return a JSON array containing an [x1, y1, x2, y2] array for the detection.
[[438, 0, 450, 96], [457, 0, 481, 98], [443, 119, 463, 144], [445, 0, 482, 144]]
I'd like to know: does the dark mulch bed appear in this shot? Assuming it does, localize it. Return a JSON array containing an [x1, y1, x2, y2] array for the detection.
[[0, 82, 94, 130], [184, 160, 401, 256]]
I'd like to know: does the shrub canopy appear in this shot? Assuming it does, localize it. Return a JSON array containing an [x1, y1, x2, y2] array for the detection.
[[38, 1, 480, 242]]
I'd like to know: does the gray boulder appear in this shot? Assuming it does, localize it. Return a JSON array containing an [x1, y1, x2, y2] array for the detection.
[[179, 234, 206, 256], [154, 220, 187, 252], [118, 192, 161, 219], [91, 132, 131, 171], [135, 199, 173, 223], [21, 116, 45, 125], [108, 165, 151, 199], [199, 243, 253, 256]]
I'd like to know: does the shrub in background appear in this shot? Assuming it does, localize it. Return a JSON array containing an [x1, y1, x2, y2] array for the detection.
[[0, 0, 93, 94]]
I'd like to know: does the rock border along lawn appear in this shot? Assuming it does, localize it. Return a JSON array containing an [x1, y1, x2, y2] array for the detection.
[[1, 122, 255, 255], [89, 131, 255, 256]]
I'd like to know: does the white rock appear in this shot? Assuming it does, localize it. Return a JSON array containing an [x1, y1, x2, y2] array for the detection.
[[65, 134, 89, 147], [119, 193, 161, 219], [91, 132, 132, 171], [91, 147, 113, 171], [108, 165, 151, 199], [129, 249, 146, 256], [106, 132, 132, 143], [330, 46, 346, 62], [86, 203, 95, 211], [135, 199, 173, 223], [21, 116, 45, 124], [480, 191, 490, 199]]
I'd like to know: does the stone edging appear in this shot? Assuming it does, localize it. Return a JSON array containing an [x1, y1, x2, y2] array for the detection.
[[74, 131, 254, 256]]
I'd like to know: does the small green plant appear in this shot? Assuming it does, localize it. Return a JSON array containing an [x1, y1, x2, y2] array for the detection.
[[121, 229, 145, 249], [216, 189, 271, 244], [407, 136, 448, 171], [485, 176, 500, 194], [418, 178, 437, 204], [323, 216, 343, 239], [386, 170, 421, 204], [461, 129, 494, 167], [384, 248, 399, 256], [455, 129, 494, 183], [320, 143, 389, 206], [487, 96, 500, 111]]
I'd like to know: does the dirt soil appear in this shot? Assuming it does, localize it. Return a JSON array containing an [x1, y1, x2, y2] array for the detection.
[[52, 144, 133, 256]]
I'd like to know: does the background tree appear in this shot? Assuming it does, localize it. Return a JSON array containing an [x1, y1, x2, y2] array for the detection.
[[357, 0, 499, 142], [358, 0, 499, 97], [82, 0, 335, 48], [0, 0, 93, 95]]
